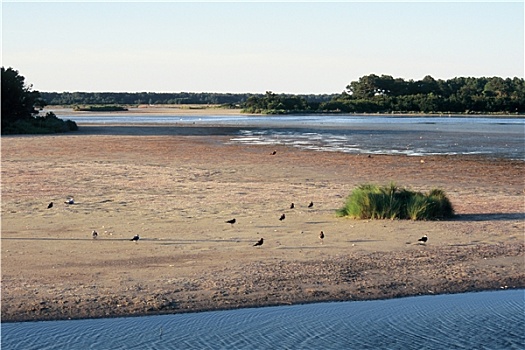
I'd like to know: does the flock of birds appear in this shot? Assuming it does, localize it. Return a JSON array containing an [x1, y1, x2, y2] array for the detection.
[[47, 190, 429, 246], [225, 201, 320, 247]]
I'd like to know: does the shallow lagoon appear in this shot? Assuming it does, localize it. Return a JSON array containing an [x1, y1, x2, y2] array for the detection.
[[63, 115, 525, 160]]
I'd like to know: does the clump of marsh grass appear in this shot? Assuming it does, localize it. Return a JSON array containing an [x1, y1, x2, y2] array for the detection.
[[337, 183, 454, 220]]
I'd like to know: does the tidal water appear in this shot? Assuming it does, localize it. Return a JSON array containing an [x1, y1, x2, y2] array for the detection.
[[62, 114, 525, 160], [2, 289, 524, 349]]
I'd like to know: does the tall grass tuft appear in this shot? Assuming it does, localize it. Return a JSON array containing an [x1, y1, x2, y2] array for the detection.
[[337, 183, 454, 220]]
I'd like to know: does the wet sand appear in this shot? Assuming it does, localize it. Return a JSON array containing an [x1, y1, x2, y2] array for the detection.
[[1, 124, 524, 322]]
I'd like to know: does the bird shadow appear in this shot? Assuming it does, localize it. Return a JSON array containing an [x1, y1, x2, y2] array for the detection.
[[0, 237, 242, 243], [1, 237, 131, 242], [347, 239, 383, 243], [452, 212, 525, 222]]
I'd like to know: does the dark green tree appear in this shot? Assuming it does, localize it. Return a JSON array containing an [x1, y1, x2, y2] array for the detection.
[[1, 67, 46, 129], [2, 67, 78, 134]]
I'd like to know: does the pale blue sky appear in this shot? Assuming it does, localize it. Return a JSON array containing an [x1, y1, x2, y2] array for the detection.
[[2, 1, 523, 94]]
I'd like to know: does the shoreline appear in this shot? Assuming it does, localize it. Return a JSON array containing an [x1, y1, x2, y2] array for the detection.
[[4, 283, 524, 324], [2, 129, 524, 323], [2, 241, 523, 323], [43, 105, 524, 118]]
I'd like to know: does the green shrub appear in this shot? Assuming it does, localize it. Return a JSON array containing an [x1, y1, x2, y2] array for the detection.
[[73, 105, 127, 112], [427, 188, 455, 219], [405, 192, 432, 220], [1, 112, 78, 134], [338, 183, 454, 220]]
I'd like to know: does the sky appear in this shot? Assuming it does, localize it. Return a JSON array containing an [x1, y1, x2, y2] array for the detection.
[[2, 1, 524, 94]]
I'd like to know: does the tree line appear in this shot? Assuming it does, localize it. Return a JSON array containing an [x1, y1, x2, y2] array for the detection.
[[243, 75, 525, 114], [39, 74, 524, 114], [40, 91, 337, 108]]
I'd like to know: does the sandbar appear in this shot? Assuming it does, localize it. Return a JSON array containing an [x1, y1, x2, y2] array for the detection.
[[1, 124, 523, 322]]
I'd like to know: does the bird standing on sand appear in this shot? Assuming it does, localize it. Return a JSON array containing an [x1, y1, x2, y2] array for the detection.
[[271, 150, 277, 155], [308, 201, 314, 208], [92, 230, 98, 239], [253, 238, 264, 246], [319, 231, 325, 244], [279, 213, 286, 221], [418, 235, 428, 243], [47, 202, 53, 209], [130, 234, 140, 242], [65, 197, 74, 205], [226, 218, 236, 226], [290, 203, 295, 209]]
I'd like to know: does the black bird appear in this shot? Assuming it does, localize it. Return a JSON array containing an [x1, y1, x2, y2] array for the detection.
[[279, 213, 286, 221], [418, 235, 428, 243], [271, 150, 277, 155], [92, 230, 98, 239], [308, 201, 314, 208], [47, 202, 53, 209], [130, 234, 140, 242], [290, 203, 295, 209], [253, 238, 264, 246], [319, 231, 325, 243], [226, 218, 236, 225]]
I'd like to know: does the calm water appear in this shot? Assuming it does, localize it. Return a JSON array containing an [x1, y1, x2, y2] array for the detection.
[[61, 114, 525, 160], [2, 290, 524, 349]]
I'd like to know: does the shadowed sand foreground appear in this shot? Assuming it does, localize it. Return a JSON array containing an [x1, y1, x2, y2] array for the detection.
[[1, 125, 524, 322]]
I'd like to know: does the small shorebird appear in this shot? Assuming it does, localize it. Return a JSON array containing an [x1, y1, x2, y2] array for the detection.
[[130, 234, 140, 242], [308, 201, 314, 208], [65, 197, 74, 205], [290, 203, 295, 209], [319, 231, 325, 244], [279, 213, 286, 221], [92, 230, 98, 239], [253, 238, 264, 246], [226, 218, 236, 226], [47, 202, 53, 209], [271, 150, 277, 155], [418, 235, 428, 243]]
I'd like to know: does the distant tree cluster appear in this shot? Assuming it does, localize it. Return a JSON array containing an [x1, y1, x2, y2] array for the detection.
[[242, 91, 312, 114], [41, 91, 254, 106], [320, 74, 525, 114], [40, 91, 336, 108], [1, 67, 78, 134]]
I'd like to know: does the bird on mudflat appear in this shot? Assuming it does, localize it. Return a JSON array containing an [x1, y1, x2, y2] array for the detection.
[[308, 201, 314, 208], [279, 213, 286, 221], [47, 202, 53, 209], [92, 230, 98, 239], [253, 238, 264, 246], [65, 197, 74, 205], [418, 235, 428, 243], [271, 150, 277, 155], [226, 218, 236, 225], [130, 234, 140, 242], [290, 203, 295, 209], [319, 231, 325, 243]]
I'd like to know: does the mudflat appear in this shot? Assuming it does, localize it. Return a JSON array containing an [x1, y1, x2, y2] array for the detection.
[[1, 125, 524, 322]]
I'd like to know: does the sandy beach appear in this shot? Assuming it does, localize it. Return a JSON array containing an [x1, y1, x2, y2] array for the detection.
[[1, 121, 524, 322]]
